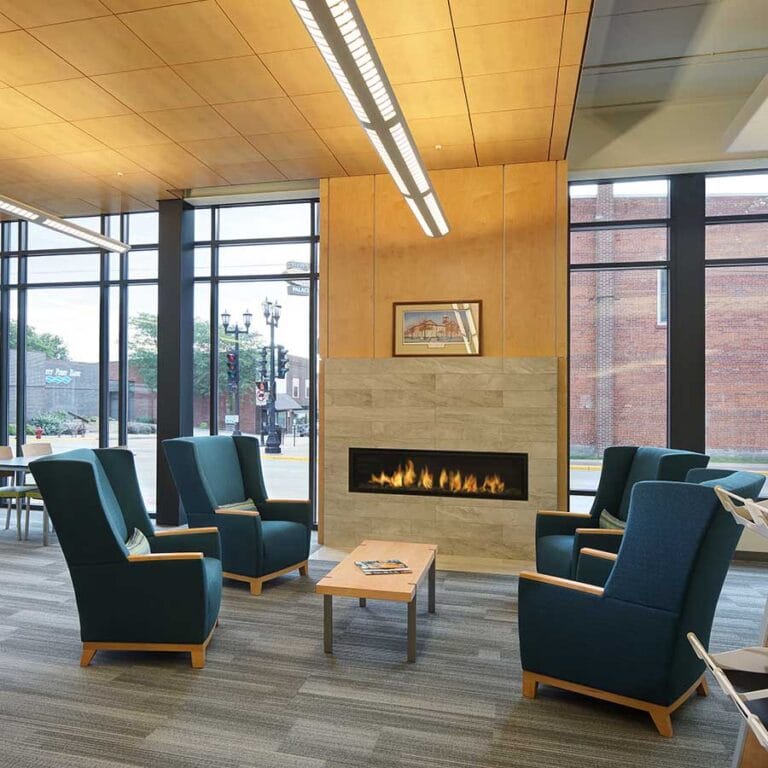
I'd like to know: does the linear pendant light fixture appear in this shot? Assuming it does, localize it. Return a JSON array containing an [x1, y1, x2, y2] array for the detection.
[[0, 193, 130, 252], [290, 0, 450, 238]]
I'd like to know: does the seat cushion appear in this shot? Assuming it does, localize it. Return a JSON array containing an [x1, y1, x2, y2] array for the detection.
[[536, 535, 574, 579], [262, 520, 308, 575]]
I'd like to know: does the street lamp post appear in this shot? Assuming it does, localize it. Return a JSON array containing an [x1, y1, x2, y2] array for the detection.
[[221, 308, 252, 436], [262, 298, 282, 454]]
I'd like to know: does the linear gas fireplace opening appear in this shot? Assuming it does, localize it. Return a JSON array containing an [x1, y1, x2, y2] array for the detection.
[[349, 447, 528, 501]]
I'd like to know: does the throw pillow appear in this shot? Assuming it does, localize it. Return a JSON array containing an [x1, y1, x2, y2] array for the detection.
[[126, 527, 151, 555], [599, 509, 627, 530], [217, 498, 259, 513]]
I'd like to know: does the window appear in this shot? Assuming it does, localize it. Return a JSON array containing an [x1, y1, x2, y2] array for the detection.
[[569, 179, 670, 498], [0, 213, 159, 508], [194, 201, 318, 512], [705, 173, 768, 483]]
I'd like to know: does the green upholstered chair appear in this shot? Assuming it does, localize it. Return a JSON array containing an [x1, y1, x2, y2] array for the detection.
[[536, 446, 710, 579], [163, 435, 312, 595], [30, 448, 222, 668], [519, 470, 765, 736]]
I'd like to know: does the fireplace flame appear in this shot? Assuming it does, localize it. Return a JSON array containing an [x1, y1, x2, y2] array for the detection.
[[369, 461, 505, 495]]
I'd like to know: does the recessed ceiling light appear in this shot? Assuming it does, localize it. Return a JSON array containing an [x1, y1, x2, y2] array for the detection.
[[435, 144, 443, 150], [290, 0, 449, 238]]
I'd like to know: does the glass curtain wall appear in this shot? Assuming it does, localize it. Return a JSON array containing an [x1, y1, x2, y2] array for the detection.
[[0, 212, 159, 507], [569, 170, 768, 508], [193, 200, 319, 514], [569, 180, 670, 508]]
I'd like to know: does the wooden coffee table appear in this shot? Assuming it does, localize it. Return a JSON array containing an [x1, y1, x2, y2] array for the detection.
[[316, 540, 437, 662]]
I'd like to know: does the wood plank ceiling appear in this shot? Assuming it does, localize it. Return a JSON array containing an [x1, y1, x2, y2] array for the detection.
[[0, 0, 591, 215]]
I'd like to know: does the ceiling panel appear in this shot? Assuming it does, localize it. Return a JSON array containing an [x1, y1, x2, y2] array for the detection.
[[18, 78, 132, 121], [375, 30, 461, 84], [0, 0, 590, 211], [259, 48, 339, 96], [472, 108, 554, 144], [0, 89, 61, 128], [215, 160, 285, 185], [0, 31, 81, 85], [451, 0, 565, 27], [215, 98, 311, 135], [456, 17, 564, 76], [292, 92, 359, 130], [246, 130, 332, 162], [74, 114, 172, 147], [465, 68, 560, 113], [215, 0, 312, 54], [29, 16, 163, 75], [118, 1, 251, 65], [142, 106, 238, 142], [358, 0, 452, 38], [11, 123, 106, 154], [0, 130, 48, 160], [94, 68, 206, 112], [0, 0, 111, 27], [173, 57, 282, 104]]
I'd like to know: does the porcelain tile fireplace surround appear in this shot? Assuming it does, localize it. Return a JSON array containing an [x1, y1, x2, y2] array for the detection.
[[322, 356, 558, 559]]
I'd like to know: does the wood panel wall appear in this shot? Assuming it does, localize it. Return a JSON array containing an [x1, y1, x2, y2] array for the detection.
[[318, 161, 569, 540]]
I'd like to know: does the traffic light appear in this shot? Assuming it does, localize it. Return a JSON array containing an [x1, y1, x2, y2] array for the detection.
[[276, 345, 289, 379], [225, 349, 238, 385], [259, 346, 269, 380]]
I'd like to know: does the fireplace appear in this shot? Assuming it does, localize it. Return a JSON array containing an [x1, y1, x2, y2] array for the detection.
[[348, 447, 528, 501]]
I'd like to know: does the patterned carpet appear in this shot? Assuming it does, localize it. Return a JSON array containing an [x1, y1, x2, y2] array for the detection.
[[0, 524, 766, 768]]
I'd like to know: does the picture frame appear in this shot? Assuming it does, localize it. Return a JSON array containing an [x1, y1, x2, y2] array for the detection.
[[392, 301, 482, 357]]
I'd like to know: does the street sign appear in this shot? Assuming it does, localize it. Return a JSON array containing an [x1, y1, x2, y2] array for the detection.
[[287, 282, 310, 296], [224, 414, 238, 425], [256, 390, 268, 405]]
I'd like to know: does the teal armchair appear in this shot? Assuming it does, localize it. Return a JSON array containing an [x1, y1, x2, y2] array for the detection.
[[163, 435, 311, 595], [29, 448, 222, 668], [536, 446, 709, 578], [519, 470, 765, 736]]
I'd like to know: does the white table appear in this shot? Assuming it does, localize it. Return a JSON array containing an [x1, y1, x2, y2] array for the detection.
[[0, 456, 48, 545]]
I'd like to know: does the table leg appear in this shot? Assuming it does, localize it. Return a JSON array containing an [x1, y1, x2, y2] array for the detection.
[[428, 558, 436, 614], [43, 506, 49, 547], [407, 593, 417, 663], [359, 597, 366, 607], [323, 595, 333, 654]]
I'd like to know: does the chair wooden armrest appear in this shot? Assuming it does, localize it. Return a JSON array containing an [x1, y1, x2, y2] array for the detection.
[[519, 570, 605, 596], [264, 498, 311, 504], [575, 528, 624, 535], [127, 552, 203, 562], [537, 510, 592, 518], [214, 507, 260, 516], [154, 527, 219, 537], [579, 547, 618, 561]]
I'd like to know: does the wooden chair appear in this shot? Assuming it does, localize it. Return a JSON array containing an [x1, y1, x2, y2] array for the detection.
[[21, 442, 52, 544], [0, 446, 34, 540]]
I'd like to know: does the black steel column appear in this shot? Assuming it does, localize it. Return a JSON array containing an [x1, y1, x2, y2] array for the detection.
[[98, 217, 110, 447], [0, 225, 9, 444], [156, 199, 194, 525], [668, 174, 706, 451]]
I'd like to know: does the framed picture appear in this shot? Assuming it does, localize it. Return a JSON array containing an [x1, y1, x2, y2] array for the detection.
[[393, 301, 482, 357]]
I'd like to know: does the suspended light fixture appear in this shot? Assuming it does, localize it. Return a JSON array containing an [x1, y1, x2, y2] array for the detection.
[[290, 0, 450, 238], [0, 193, 131, 252]]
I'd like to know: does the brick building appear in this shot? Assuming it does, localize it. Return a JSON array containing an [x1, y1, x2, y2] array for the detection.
[[570, 185, 768, 462]]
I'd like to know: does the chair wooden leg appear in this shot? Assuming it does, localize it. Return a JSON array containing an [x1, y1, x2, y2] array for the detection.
[[190, 648, 206, 669], [649, 708, 673, 737], [24, 497, 30, 540], [249, 580, 263, 596], [4, 502, 10, 530], [522, 671, 538, 699], [696, 678, 709, 697], [42, 506, 49, 546], [16, 499, 21, 541], [80, 648, 97, 667], [298, 563, 308, 576]]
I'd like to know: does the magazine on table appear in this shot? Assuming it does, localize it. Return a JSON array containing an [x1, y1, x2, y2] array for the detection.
[[355, 559, 411, 575]]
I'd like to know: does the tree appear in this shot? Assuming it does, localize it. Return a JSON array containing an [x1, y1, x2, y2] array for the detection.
[[128, 313, 264, 396], [9, 319, 69, 359]]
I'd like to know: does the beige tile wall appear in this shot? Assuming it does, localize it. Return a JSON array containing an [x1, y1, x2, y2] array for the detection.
[[322, 356, 558, 558]]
